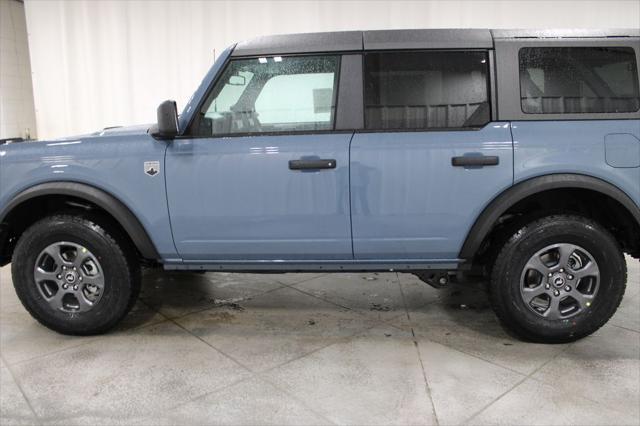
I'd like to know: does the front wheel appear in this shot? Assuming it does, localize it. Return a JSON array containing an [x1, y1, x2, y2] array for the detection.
[[489, 215, 627, 343], [11, 214, 140, 335]]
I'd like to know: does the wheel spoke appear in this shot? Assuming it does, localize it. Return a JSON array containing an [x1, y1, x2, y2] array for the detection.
[[89, 272, 105, 288], [42, 244, 67, 266], [75, 293, 94, 312], [73, 249, 92, 269], [573, 261, 599, 280], [569, 290, 595, 310], [525, 254, 551, 276], [46, 290, 66, 311], [81, 265, 104, 288], [34, 267, 58, 283], [543, 297, 562, 320], [557, 244, 578, 268], [522, 285, 549, 304]]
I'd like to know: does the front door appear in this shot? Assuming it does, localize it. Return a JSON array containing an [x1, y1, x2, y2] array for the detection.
[[166, 54, 352, 261]]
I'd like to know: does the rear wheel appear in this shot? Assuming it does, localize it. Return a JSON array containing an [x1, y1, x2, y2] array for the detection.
[[11, 214, 140, 335], [489, 215, 626, 343]]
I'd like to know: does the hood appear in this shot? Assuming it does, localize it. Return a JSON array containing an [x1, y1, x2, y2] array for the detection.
[[0, 123, 153, 151], [32, 123, 152, 143], [89, 123, 151, 137]]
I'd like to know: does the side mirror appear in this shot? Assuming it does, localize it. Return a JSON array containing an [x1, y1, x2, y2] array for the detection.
[[150, 100, 179, 139]]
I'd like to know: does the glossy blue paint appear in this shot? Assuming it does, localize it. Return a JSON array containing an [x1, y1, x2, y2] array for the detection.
[[0, 129, 177, 259], [3, 38, 638, 270], [350, 123, 514, 260], [512, 120, 640, 206], [604, 133, 640, 168], [165, 133, 353, 260]]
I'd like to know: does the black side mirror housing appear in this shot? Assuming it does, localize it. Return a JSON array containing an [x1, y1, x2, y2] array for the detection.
[[150, 100, 179, 139]]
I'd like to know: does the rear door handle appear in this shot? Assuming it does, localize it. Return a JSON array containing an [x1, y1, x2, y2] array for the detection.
[[289, 159, 337, 170], [451, 155, 499, 167]]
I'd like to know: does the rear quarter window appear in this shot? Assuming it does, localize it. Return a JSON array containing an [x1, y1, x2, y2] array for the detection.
[[519, 47, 640, 114]]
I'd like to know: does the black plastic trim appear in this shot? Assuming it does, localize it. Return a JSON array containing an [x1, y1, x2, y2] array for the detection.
[[0, 182, 160, 260], [335, 54, 364, 130], [232, 31, 363, 57], [452, 156, 499, 167], [364, 29, 493, 50], [459, 173, 640, 259], [289, 159, 336, 170]]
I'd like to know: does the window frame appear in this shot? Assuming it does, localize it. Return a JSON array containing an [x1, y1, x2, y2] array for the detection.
[[518, 46, 640, 115], [359, 48, 495, 133], [494, 38, 640, 121], [185, 53, 345, 138]]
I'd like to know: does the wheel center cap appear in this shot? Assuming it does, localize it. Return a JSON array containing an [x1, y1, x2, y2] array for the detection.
[[64, 271, 77, 284], [550, 274, 565, 288]]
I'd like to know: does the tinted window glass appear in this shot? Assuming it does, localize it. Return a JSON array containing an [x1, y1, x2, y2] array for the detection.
[[364, 51, 490, 130], [519, 47, 640, 114], [195, 55, 339, 136]]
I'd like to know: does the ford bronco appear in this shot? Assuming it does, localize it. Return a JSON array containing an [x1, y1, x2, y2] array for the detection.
[[1, 29, 639, 342]]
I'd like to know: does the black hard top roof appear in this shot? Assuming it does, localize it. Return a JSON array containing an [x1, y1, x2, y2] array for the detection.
[[230, 28, 640, 56]]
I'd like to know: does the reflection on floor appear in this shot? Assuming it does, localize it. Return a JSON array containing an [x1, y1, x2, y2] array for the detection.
[[1, 258, 638, 425]]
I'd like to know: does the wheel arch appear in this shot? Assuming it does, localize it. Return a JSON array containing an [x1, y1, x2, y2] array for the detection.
[[459, 173, 640, 261], [0, 182, 160, 265]]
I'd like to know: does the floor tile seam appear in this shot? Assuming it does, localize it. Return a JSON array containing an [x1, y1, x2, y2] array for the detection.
[[0, 352, 41, 423]]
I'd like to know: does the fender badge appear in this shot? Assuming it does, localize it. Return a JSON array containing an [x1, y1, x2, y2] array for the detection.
[[144, 161, 160, 177]]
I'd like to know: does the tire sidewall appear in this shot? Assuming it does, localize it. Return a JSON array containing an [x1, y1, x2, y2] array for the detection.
[[12, 216, 132, 334], [495, 218, 625, 341]]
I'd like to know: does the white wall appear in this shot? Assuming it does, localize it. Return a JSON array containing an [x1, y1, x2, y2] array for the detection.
[[23, 0, 640, 139], [0, 0, 37, 140]]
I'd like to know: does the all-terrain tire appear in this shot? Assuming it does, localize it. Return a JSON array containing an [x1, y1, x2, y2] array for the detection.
[[489, 215, 627, 343], [11, 214, 140, 335]]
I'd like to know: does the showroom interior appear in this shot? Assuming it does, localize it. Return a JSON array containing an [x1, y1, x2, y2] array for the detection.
[[1, 0, 639, 425]]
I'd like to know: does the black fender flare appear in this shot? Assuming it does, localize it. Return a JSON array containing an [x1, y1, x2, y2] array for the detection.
[[459, 173, 640, 260], [0, 182, 160, 260]]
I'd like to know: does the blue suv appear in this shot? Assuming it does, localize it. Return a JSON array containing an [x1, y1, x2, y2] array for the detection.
[[1, 29, 638, 342]]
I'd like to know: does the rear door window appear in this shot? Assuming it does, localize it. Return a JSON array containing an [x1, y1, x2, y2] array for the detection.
[[363, 51, 491, 130], [519, 47, 640, 114]]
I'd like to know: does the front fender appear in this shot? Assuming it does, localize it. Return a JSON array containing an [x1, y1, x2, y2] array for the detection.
[[0, 135, 176, 260], [0, 181, 160, 260]]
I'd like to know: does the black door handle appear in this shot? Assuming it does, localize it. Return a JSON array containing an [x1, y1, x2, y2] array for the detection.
[[289, 159, 337, 170], [451, 155, 499, 167]]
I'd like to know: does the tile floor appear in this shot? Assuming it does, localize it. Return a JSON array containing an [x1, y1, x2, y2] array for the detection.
[[0, 258, 638, 425]]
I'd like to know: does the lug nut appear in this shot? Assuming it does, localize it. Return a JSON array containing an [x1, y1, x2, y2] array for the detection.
[[79, 276, 83, 281], [73, 285, 78, 291], [553, 290, 560, 296], [62, 266, 67, 270], [559, 268, 564, 273], [567, 274, 574, 280], [56, 274, 62, 279], [545, 284, 550, 289], [73, 266, 77, 271], [565, 286, 571, 292], [548, 273, 553, 277], [62, 284, 68, 289]]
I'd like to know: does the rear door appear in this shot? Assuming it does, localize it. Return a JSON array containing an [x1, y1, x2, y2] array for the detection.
[[350, 50, 514, 260]]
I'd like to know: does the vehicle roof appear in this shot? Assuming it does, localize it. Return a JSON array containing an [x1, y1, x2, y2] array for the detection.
[[230, 28, 640, 56]]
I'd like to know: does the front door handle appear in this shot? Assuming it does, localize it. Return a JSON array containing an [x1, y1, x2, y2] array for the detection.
[[289, 159, 337, 170], [451, 155, 499, 167]]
